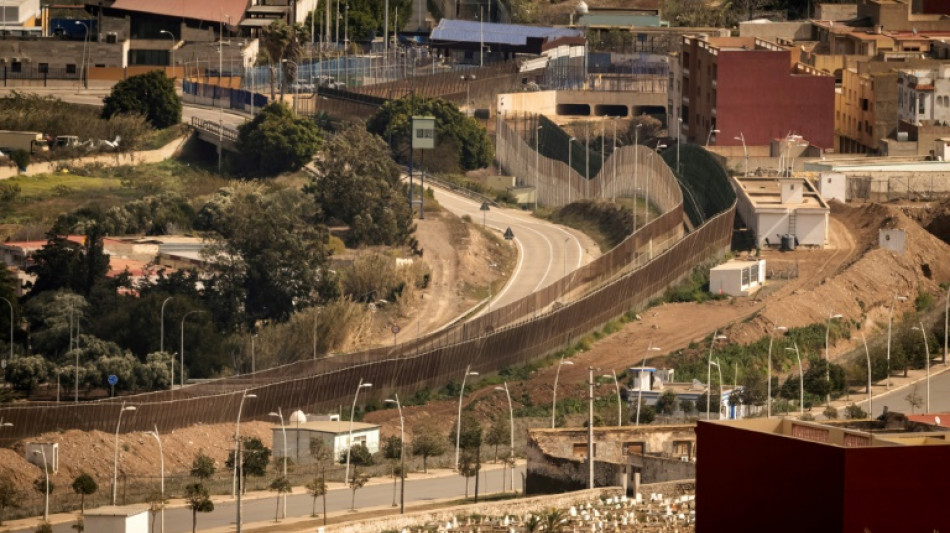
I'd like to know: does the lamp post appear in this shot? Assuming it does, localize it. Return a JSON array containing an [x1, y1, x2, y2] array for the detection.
[[148, 425, 165, 533], [712, 359, 723, 418], [384, 395, 405, 513], [494, 382, 514, 492], [159, 29, 175, 73], [706, 331, 727, 420], [480, 201, 490, 227], [734, 132, 748, 176], [232, 390, 256, 498], [633, 124, 642, 231], [344, 379, 372, 487], [551, 356, 573, 428], [913, 323, 932, 413], [860, 332, 872, 418], [159, 296, 173, 356], [461, 74, 475, 109], [568, 136, 576, 204], [705, 129, 720, 148], [647, 144, 666, 226], [636, 343, 662, 426], [786, 344, 805, 417], [825, 313, 843, 406], [587, 366, 594, 489], [33, 448, 49, 522], [767, 326, 787, 418], [887, 295, 907, 388], [112, 402, 136, 505], [268, 408, 288, 518], [534, 124, 542, 210], [74, 21, 90, 90], [455, 365, 479, 470], [600, 370, 622, 426], [180, 310, 206, 389], [676, 117, 683, 174]]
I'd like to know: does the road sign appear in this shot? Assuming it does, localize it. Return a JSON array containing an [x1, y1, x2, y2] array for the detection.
[[391, 325, 401, 335], [107, 374, 118, 386], [411, 116, 436, 150]]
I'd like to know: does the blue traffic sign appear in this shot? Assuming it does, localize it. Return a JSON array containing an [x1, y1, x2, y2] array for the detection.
[[107, 374, 118, 386]]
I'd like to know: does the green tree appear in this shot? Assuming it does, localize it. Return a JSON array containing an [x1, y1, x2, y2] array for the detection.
[[261, 20, 292, 100], [34, 523, 52, 533], [484, 417, 507, 462], [101, 70, 181, 129], [190, 452, 216, 480], [226, 437, 272, 493], [305, 473, 327, 518], [198, 185, 330, 329], [307, 124, 414, 247], [411, 422, 446, 473], [0, 476, 20, 525], [33, 476, 53, 498], [348, 467, 370, 511], [844, 403, 868, 419], [341, 443, 374, 466], [450, 412, 483, 451], [234, 101, 322, 177], [5, 355, 51, 393], [184, 482, 213, 533], [543, 508, 568, 533], [655, 390, 678, 416], [70, 473, 97, 514], [268, 476, 292, 522], [367, 95, 493, 171], [28, 225, 110, 297], [458, 451, 479, 498], [679, 399, 695, 416]]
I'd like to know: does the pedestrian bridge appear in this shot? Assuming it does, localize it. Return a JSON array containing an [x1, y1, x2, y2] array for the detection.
[[190, 116, 240, 153]]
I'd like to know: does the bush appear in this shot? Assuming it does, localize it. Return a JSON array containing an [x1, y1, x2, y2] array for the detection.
[[9, 150, 28, 170], [234, 102, 322, 177], [844, 403, 868, 419], [102, 70, 181, 129]]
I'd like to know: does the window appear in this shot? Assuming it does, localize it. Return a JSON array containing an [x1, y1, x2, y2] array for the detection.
[[919, 95, 926, 114], [623, 442, 645, 455], [573, 443, 593, 457], [38, 63, 48, 74], [66, 64, 76, 74], [10, 61, 21, 73], [673, 441, 692, 459]]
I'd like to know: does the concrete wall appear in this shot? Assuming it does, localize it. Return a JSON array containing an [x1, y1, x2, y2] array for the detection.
[[797, 210, 829, 247], [815, 3, 859, 20], [738, 21, 814, 42], [0, 40, 125, 68]]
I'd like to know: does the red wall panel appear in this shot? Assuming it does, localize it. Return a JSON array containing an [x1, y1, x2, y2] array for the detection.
[[715, 51, 835, 149]]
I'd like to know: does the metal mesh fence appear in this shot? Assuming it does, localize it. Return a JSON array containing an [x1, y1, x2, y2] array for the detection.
[[0, 118, 735, 446]]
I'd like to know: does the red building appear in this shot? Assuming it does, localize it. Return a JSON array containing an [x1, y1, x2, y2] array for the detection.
[[681, 36, 835, 149], [696, 418, 950, 532]]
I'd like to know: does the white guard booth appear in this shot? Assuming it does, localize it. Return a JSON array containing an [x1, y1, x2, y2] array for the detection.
[[709, 259, 766, 297], [83, 505, 150, 533]]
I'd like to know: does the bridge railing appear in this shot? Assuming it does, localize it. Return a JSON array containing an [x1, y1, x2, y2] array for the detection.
[[190, 116, 239, 142]]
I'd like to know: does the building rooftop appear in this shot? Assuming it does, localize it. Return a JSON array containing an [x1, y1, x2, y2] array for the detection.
[[706, 418, 950, 448], [430, 19, 584, 48], [102, 0, 247, 25], [84, 505, 150, 517], [733, 176, 830, 210], [276, 421, 379, 434]]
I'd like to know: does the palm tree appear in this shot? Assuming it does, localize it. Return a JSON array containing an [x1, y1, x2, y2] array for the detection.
[[262, 20, 292, 100], [543, 508, 567, 532]]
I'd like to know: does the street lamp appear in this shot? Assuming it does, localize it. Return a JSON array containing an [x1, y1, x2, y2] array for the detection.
[[460, 74, 475, 109], [767, 326, 787, 418], [534, 125, 542, 210], [913, 323, 932, 413], [160, 296, 173, 389], [705, 128, 720, 148], [33, 448, 49, 522], [494, 382, 514, 492], [647, 144, 667, 225], [633, 124, 642, 231], [480, 201, 490, 227], [74, 21, 90, 90], [887, 295, 907, 388], [148, 425, 165, 533], [180, 310, 206, 389], [860, 332, 872, 418], [551, 357, 573, 428], [706, 331, 727, 420], [384, 395, 405, 513], [113, 402, 136, 505], [635, 343, 662, 426], [232, 390, 256, 498], [159, 29, 176, 72], [568, 136, 576, 204], [786, 344, 805, 417], [825, 313, 843, 406], [344, 379, 372, 486], [713, 359, 724, 418], [455, 365, 479, 470], [734, 132, 748, 176], [676, 118, 683, 175], [602, 370, 622, 426], [268, 408, 288, 518]]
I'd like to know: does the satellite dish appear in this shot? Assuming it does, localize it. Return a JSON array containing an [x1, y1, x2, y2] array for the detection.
[[576, 0, 589, 14], [289, 410, 307, 423], [936, 416, 942, 426]]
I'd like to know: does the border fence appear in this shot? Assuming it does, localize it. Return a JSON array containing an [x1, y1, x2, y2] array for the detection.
[[0, 129, 735, 446]]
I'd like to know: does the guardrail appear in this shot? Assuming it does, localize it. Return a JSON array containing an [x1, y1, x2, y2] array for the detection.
[[190, 116, 239, 142]]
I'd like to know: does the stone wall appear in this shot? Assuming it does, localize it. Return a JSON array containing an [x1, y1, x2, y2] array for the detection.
[[0, 40, 125, 69]]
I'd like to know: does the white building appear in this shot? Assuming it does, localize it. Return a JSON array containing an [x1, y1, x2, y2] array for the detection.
[[709, 259, 766, 297], [0, 0, 40, 33], [272, 420, 380, 464], [733, 175, 830, 248], [898, 64, 950, 126], [83, 506, 149, 533]]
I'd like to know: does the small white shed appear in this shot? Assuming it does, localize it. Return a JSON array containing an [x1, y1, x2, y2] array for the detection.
[[83, 505, 149, 533], [709, 259, 766, 297], [272, 421, 380, 464], [817, 172, 846, 203]]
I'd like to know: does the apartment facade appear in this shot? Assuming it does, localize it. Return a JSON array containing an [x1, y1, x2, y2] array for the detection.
[[898, 64, 950, 125], [681, 36, 834, 149]]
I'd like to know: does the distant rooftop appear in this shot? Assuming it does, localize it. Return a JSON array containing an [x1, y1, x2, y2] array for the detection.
[[708, 418, 950, 448], [430, 19, 584, 48], [733, 176, 830, 210]]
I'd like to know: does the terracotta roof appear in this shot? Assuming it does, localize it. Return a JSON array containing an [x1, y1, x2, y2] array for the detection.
[[107, 0, 248, 25], [907, 414, 950, 428], [914, 84, 935, 90]]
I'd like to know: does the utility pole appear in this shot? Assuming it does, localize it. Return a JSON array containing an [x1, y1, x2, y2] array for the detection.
[[587, 366, 594, 489]]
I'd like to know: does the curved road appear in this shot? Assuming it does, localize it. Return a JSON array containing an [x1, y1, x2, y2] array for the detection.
[[430, 187, 599, 313]]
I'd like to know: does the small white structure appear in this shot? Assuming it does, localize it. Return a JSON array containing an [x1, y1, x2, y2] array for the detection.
[[629, 367, 657, 392], [733, 175, 831, 248], [24, 442, 58, 473], [816, 172, 846, 203], [879, 228, 906, 253], [83, 505, 149, 533], [709, 259, 766, 297], [272, 421, 380, 464]]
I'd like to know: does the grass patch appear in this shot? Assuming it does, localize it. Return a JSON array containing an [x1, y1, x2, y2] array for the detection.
[[140, 124, 190, 150]]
